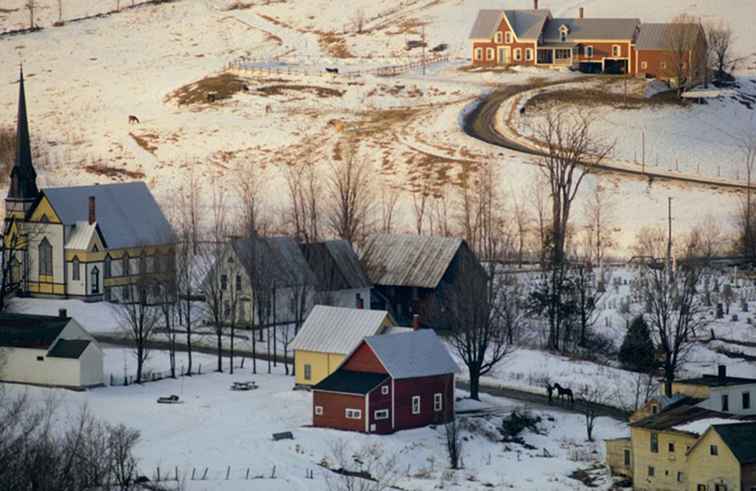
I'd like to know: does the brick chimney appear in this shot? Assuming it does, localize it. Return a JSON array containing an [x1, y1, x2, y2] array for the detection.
[[412, 314, 420, 330], [88, 196, 96, 225], [58, 308, 67, 318], [579, 7, 584, 19], [718, 365, 727, 380], [533, 0, 538, 10]]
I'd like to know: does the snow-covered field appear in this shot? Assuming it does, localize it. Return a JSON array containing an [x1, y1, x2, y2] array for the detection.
[[0, 0, 755, 256], [1, 347, 628, 491]]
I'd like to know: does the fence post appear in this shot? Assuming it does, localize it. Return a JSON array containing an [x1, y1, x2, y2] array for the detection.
[[226, 465, 231, 480], [202, 468, 208, 480], [157, 466, 161, 482], [175, 466, 179, 482], [191, 468, 196, 480]]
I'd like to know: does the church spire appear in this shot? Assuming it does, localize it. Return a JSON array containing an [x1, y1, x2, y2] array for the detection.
[[7, 65, 39, 204]]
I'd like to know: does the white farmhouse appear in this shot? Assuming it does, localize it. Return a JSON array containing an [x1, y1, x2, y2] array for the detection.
[[0, 310, 104, 389], [674, 365, 756, 416]]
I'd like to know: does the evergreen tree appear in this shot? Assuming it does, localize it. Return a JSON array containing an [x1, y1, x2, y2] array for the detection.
[[619, 315, 656, 372]]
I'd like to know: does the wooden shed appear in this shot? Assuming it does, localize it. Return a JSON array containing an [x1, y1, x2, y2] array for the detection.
[[312, 329, 459, 434]]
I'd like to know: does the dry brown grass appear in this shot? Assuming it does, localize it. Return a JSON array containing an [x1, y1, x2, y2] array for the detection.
[[84, 161, 145, 180], [256, 84, 344, 98], [167, 73, 249, 106], [129, 132, 159, 155], [318, 32, 352, 58], [385, 17, 427, 36], [526, 87, 686, 111]]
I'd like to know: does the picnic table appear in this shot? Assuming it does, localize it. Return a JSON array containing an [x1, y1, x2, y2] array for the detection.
[[230, 381, 258, 391], [157, 394, 182, 404]]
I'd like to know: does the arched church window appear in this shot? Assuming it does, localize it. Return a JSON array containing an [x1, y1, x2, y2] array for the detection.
[[39, 238, 53, 276]]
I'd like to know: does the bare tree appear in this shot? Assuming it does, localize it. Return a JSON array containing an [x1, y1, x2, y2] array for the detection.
[[636, 233, 710, 396], [444, 419, 463, 470], [25, 0, 36, 29], [736, 128, 756, 257], [156, 255, 179, 378], [57, 0, 63, 22], [283, 162, 321, 243], [409, 173, 432, 235], [664, 15, 706, 92], [531, 174, 550, 268], [536, 110, 613, 351], [352, 8, 366, 34], [705, 20, 735, 80], [511, 190, 530, 266], [378, 177, 401, 234], [577, 385, 605, 441], [582, 178, 616, 270], [443, 259, 511, 400], [325, 146, 374, 246]]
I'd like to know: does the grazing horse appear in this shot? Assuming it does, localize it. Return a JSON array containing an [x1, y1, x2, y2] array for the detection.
[[553, 383, 574, 404], [325, 67, 339, 74], [128, 115, 140, 125], [546, 384, 554, 404]]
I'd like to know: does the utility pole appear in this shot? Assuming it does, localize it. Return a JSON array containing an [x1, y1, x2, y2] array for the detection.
[[642, 129, 646, 174], [667, 197, 673, 281], [422, 24, 426, 76]]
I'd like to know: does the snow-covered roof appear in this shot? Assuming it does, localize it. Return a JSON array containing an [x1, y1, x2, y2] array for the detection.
[[673, 418, 742, 435], [289, 305, 392, 354], [364, 329, 460, 379], [65, 221, 99, 250], [636, 22, 701, 50]]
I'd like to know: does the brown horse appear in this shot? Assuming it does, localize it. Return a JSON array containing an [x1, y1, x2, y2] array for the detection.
[[128, 115, 140, 125]]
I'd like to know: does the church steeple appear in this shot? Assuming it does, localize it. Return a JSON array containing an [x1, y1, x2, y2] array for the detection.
[[6, 65, 40, 216]]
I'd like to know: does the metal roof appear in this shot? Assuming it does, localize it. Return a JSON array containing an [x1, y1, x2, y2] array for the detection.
[[636, 22, 701, 50], [542, 18, 640, 42], [289, 305, 392, 354], [713, 422, 756, 464], [43, 182, 174, 249], [676, 374, 756, 387], [630, 399, 732, 432], [231, 236, 317, 289], [469, 9, 551, 40], [301, 240, 371, 291], [47, 339, 91, 359], [364, 329, 459, 379], [361, 234, 463, 289], [313, 370, 388, 395], [0, 313, 69, 349], [65, 221, 99, 250]]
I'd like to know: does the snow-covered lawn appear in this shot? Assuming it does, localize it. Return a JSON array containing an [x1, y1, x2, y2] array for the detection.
[[2, 347, 628, 490]]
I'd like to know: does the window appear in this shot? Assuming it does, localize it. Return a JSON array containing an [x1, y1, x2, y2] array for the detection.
[[314, 406, 323, 416], [697, 484, 706, 491], [434, 393, 443, 412], [381, 385, 389, 395], [559, 25, 568, 42], [555, 49, 571, 60], [722, 394, 729, 412], [651, 404, 658, 414], [612, 45, 621, 57], [123, 252, 130, 276], [495, 32, 503, 43], [474, 48, 482, 60], [38, 237, 53, 276], [123, 285, 131, 301], [743, 391, 751, 410], [374, 409, 389, 420], [40, 214, 50, 223], [91, 266, 100, 294], [104, 255, 112, 278], [235, 274, 242, 290], [715, 485, 727, 491], [36, 356, 44, 361], [345, 408, 361, 419], [648, 466, 655, 477], [224, 300, 231, 319], [221, 274, 228, 291], [486, 48, 494, 60], [677, 471, 684, 482], [623, 449, 631, 466], [412, 396, 421, 415], [584, 45, 594, 57], [525, 48, 533, 61], [710, 444, 719, 456], [72, 256, 80, 281], [660, 61, 667, 69], [668, 442, 675, 453], [641, 60, 648, 70], [650, 432, 659, 453], [139, 253, 146, 275], [304, 364, 312, 381], [514, 48, 522, 61], [505, 31, 512, 44]]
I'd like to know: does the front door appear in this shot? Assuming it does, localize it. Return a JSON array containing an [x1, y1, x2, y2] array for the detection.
[[498, 47, 510, 65]]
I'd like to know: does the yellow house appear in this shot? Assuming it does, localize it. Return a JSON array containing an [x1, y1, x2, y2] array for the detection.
[[289, 305, 399, 386], [687, 422, 756, 491]]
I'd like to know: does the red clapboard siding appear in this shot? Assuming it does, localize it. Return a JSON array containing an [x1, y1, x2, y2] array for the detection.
[[313, 391, 365, 433], [342, 342, 387, 374], [394, 374, 455, 430], [368, 381, 393, 434]]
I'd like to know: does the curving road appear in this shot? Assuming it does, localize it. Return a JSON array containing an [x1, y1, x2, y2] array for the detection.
[[461, 84, 755, 192]]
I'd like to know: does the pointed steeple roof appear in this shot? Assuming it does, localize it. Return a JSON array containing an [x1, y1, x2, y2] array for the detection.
[[7, 65, 39, 201]]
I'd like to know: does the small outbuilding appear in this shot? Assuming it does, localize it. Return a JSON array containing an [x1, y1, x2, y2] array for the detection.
[[312, 329, 459, 434], [290, 305, 398, 387], [0, 310, 104, 389]]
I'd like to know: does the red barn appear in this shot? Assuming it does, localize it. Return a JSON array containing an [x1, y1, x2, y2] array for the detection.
[[312, 329, 459, 434]]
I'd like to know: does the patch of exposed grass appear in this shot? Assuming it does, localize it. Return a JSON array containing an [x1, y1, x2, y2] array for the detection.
[[526, 88, 687, 111], [129, 132, 159, 155], [256, 84, 343, 98], [385, 17, 427, 36], [84, 161, 145, 180], [167, 73, 249, 106], [318, 32, 352, 58]]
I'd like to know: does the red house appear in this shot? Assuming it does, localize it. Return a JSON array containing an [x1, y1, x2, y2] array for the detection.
[[312, 329, 459, 434]]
